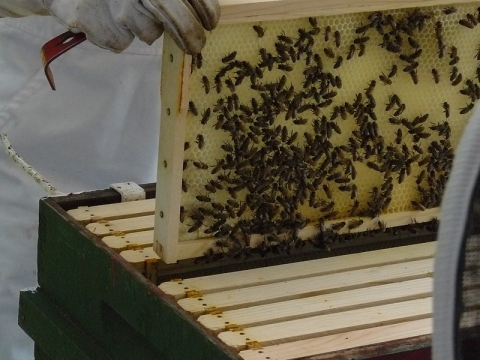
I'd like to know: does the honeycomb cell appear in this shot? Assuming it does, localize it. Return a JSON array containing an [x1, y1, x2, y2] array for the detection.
[[179, 3, 480, 243]]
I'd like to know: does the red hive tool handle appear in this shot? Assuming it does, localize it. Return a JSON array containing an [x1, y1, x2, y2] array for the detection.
[[41, 31, 87, 90]]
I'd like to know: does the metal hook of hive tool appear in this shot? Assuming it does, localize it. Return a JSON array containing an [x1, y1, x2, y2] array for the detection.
[[41, 31, 87, 90]]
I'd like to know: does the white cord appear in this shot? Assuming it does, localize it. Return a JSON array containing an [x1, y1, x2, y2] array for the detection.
[[0, 133, 66, 196]]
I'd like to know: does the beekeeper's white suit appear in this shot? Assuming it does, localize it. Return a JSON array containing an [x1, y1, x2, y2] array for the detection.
[[0, 1, 219, 358]]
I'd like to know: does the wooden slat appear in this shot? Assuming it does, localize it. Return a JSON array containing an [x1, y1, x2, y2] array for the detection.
[[219, 0, 479, 24], [153, 34, 191, 264], [102, 231, 217, 260], [159, 242, 435, 299], [218, 297, 432, 349], [119, 247, 161, 273], [177, 258, 433, 314], [238, 318, 432, 360], [67, 199, 155, 224], [86, 215, 154, 237], [102, 230, 216, 260], [198, 277, 432, 331], [102, 231, 154, 252]]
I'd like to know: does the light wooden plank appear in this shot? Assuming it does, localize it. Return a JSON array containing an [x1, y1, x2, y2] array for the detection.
[[177, 258, 433, 313], [219, 0, 479, 24], [153, 34, 192, 264], [238, 318, 432, 360], [86, 215, 154, 237], [159, 242, 435, 299], [101, 230, 217, 260], [218, 297, 432, 349], [67, 199, 155, 224], [198, 277, 432, 330], [119, 247, 161, 273], [102, 230, 154, 252]]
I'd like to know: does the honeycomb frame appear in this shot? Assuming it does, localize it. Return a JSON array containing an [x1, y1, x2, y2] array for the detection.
[[155, 0, 480, 263]]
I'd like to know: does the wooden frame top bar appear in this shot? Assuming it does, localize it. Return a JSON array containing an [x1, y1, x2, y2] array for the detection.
[[219, 0, 478, 23]]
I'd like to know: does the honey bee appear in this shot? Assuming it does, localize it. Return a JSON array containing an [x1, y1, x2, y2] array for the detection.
[[432, 68, 440, 84], [386, 41, 401, 53], [347, 44, 356, 60], [365, 80, 376, 95], [349, 200, 360, 215], [222, 51, 237, 63], [200, 108, 211, 125], [411, 200, 426, 211], [334, 30, 341, 48], [358, 43, 366, 57], [277, 32, 293, 44], [460, 102, 474, 114], [278, 63, 293, 72], [253, 25, 265, 37], [354, 35, 370, 44], [356, 23, 370, 34], [293, 118, 308, 125], [188, 221, 202, 233], [179, 206, 186, 223], [395, 129, 403, 144], [459, 18, 475, 29], [225, 78, 235, 93], [379, 73, 392, 85], [407, 37, 419, 49], [348, 219, 364, 230], [331, 221, 346, 231], [334, 56, 343, 69], [451, 73, 462, 86], [324, 47, 335, 59], [195, 134, 205, 150], [403, 62, 419, 73], [466, 13, 478, 26], [416, 170, 426, 185], [443, 102, 450, 118], [193, 161, 209, 170], [211, 159, 225, 174], [409, 70, 418, 85], [324, 25, 331, 42], [388, 64, 398, 78], [394, 103, 406, 116], [192, 53, 203, 72], [188, 101, 198, 116], [214, 76, 222, 93], [201, 76, 210, 94], [443, 6, 457, 15], [378, 220, 387, 232], [308, 17, 320, 34], [323, 184, 333, 199]]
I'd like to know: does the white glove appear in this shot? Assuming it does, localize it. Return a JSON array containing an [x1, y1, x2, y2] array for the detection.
[[0, 0, 220, 54]]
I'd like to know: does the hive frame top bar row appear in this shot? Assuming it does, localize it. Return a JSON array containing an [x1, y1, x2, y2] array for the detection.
[[218, 0, 477, 24]]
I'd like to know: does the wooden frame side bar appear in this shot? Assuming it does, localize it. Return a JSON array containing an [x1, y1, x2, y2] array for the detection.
[[154, 35, 192, 263]]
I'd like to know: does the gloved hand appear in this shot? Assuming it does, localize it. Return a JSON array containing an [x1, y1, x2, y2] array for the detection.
[[0, 0, 220, 54]]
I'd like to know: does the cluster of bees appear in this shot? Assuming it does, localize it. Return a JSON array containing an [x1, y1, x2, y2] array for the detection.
[[182, 5, 480, 262]]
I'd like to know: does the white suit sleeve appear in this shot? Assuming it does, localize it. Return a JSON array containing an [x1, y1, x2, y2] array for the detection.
[[0, 0, 49, 17], [0, 0, 220, 54]]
